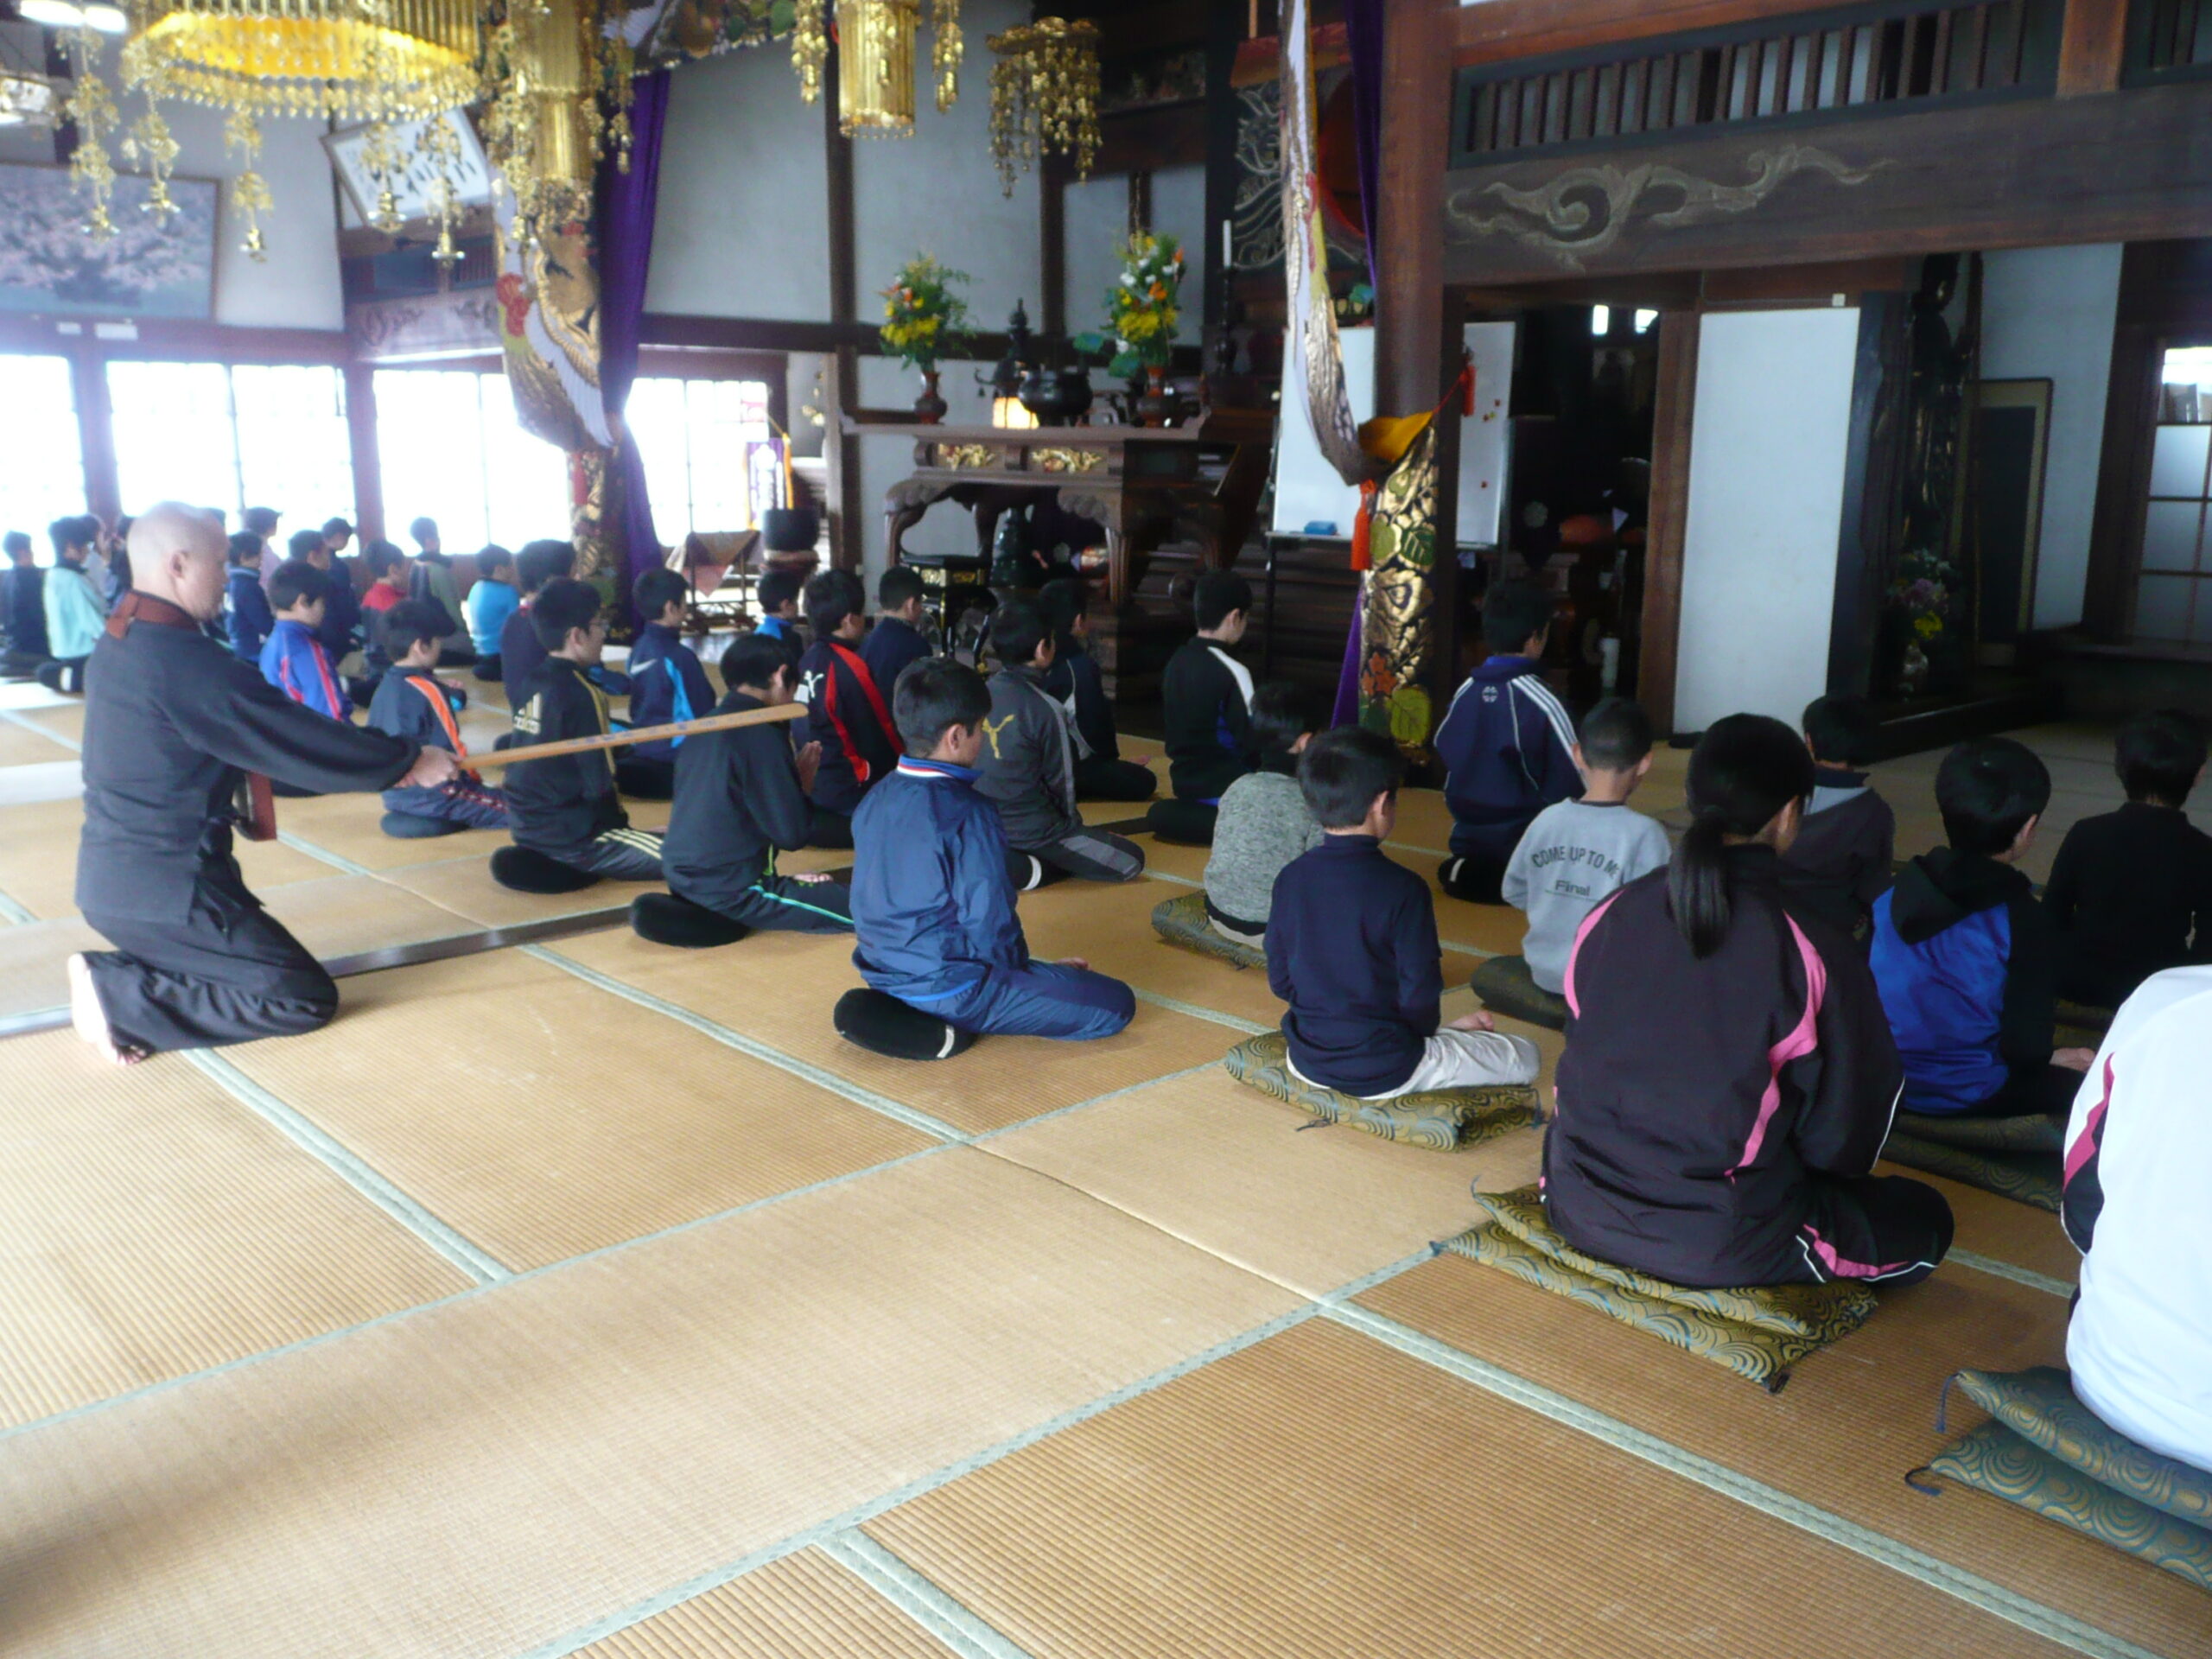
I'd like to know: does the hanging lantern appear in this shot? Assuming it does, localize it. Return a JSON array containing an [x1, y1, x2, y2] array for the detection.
[[986, 17, 1098, 197], [791, 0, 960, 137], [480, 0, 635, 247]]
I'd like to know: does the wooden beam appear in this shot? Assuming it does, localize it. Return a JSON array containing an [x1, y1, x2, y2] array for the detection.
[[1638, 308, 1699, 735], [1375, 0, 1457, 418], [342, 362, 385, 544], [0, 315, 351, 365], [1041, 167, 1068, 340], [69, 346, 119, 525], [824, 46, 865, 575], [639, 315, 1018, 359], [1442, 81, 2212, 285], [2056, 0, 2130, 97], [1453, 0, 1840, 67]]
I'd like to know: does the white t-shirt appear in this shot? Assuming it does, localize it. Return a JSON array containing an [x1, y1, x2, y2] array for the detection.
[[2064, 964, 2212, 1473]]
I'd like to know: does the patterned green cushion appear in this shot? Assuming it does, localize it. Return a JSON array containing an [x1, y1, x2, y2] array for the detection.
[[1891, 1109, 2063, 1154], [1929, 1370, 2212, 1590], [1879, 1132, 2062, 1212], [1442, 1185, 1876, 1390], [1221, 1029, 1539, 1152], [1151, 889, 1267, 970], [1466, 955, 1567, 1032], [2055, 998, 2115, 1035]]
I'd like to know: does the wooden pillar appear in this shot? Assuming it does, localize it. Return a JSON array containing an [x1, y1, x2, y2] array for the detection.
[[1200, 0, 1242, 367], [823, 48, 864, 574], [1372, 0, 1454, 421], [1040, 163, 1067, 340], [71, 346, 119, 524], [343, 361, 385, 543], [2057, 0, 2129, 97], [1639, 309, 1700, 737]]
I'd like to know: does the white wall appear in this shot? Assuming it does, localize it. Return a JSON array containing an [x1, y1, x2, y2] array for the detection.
[[1979, 243, 2122, 631], [1062, 174, 1126, 340], [1675, 307, 1861, 733], [855, 352, 993, 578]]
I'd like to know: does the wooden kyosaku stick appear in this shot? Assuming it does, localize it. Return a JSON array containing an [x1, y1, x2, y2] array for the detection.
[[466, 702, 807, 771]]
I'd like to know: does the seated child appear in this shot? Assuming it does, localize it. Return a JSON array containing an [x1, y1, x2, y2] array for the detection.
[[1778, 693, 1895, 940], [467, 545, 518, 681], [1550, 714, 1952, 1289], [1149, 569, 1255, 845], [225, 530, 275, 664], [1201, 683, 1319, 945], [257, 559, 350, 720], [290, 529, 362, 680], [2, 530, 48, 672], [1039, 576, 1154, 802], [504, 579, 664, 880], [863, 564, 934, 696], [661, 632, 853, 933], [1872, 738, 2095, 1118], [405, 517, 474, 665], [2044, 709, 2212, 1009], [39, 518, 106, 693], [2063, 963, 2212, 1474], [851, 658, 1135, 1041], [753, 567, 804, 658], [1501, 695, 1669, 994], [619, 566, 717, 801], [368, 601, 510, 832], [359, 538, 409, 617], [1434, 582, 1580, 903], [499, 540, 575, 693], [975, 597, 1145, 884], [1267, 727, 1541, 1099], [796, 568, 901, 844]]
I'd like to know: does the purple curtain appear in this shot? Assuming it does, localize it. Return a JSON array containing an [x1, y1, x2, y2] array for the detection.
[[596, 68, 671, 620], [1343, 0, 1385, 292]]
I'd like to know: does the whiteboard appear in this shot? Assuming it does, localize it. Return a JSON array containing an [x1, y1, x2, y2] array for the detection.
[[1268, 321, 1516, 545]]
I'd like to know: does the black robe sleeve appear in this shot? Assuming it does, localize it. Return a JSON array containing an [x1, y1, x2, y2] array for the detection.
[[173, 653, 416, 794]]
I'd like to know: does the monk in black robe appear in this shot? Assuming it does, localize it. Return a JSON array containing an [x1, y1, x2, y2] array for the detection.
[[67, 504, 458, 1063]]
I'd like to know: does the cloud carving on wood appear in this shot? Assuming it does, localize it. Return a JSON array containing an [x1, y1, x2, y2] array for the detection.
[[1446, 143, 1886, 271]]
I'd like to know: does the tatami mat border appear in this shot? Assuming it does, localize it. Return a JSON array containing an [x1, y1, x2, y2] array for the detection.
[[821, 1530, 1037, 1659], [1949, 1248, 2072, 1300], [1135, 868, 1497, 960], [1324, 1300, 2158, 1659]]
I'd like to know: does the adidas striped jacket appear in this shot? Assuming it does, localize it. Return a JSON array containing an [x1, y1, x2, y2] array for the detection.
[[1434, 654, 1581, 861]]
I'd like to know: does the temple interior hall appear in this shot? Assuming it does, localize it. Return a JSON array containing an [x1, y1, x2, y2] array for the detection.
[[0, 0, 2209, 1654]]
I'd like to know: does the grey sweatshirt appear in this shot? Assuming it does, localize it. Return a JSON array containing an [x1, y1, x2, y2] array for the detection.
[[1502, 798, 1672, 992], [1204, 765, 1323, 928]]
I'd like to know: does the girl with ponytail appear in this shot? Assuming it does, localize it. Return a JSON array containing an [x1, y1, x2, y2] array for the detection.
[[1546, 713, 1953, 1291]]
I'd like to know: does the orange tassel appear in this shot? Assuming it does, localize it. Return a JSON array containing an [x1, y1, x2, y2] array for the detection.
[[1351, 479, 1378, 573], [1459, 359, 1475, 416]]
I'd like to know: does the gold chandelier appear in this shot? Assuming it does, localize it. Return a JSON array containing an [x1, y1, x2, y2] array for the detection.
[[791, 0, 961, 137], [480, 0, 634, 245], [61, 0, 480, 254], [986, 16, 1098, 196]]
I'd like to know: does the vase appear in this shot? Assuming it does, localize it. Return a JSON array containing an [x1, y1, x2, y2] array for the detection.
[[1135, 364, 1173, 429], [1898, 639, 1930, 699], [913, 368, 948, 425]]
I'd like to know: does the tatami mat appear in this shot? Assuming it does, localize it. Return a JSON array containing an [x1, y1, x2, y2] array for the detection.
[[270, 792, 514, 873], [1883, 1165, 2082, 1286], [1362, 1253, 2209, 1657], [12, 702, 84, 748], [0, 722, 76, 768], [220, 950, 935, 1269], [372, 852, 644, 928], [575, 1548, 957, 1659], [0, 798, 332, 920], [550, 927, 1243, 1135], [0, 1033, 470, 1431], [867, 1318, 2074, 1659], [0, 1153, 1295, 1659]]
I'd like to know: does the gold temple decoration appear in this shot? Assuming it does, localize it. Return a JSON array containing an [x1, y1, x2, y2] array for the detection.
[[985, 16, 1098, 197], [60, 24, 121, 239], [480, 0, 634, 247], [790, 0, 960, 137]]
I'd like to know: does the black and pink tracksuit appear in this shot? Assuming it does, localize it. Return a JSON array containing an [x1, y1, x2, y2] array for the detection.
[[1546, 844, 1952, 1290]]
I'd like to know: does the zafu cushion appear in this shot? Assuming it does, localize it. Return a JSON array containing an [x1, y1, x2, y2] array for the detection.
[[1006, 849, 1070, 893], [379, 810, 468, 841], [1150, 889, 1266, 970], [1467, 955, 1568, 1032], [1925, 1367, 2212, 1589], [631, 892, 750, 949], [1222, 1029, 1538, 1152], [833, 988, 979, 1062], [1446, 1185, 1877, 1390], [488, 845, 602, 895]]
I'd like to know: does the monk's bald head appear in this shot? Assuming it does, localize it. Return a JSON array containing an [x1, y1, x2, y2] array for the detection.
[[129, 503, 228, 621]]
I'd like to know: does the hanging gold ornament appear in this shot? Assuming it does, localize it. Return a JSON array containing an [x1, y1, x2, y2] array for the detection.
[[357, 121, 405, 236], [931, 0, 960, 113], [61, 23, 120, 241], [789, 0, 959, 134], [224, 106, 270, 258], [791, 0, 828, 103], [480, 0, 634, 247], [986, 17, 1098, 196]]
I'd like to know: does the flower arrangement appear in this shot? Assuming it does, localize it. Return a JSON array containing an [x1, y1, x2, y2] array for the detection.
[[1887, 545, 1958, 645], [880, 254, 971, 371], [1103, 232, 1184, 376]]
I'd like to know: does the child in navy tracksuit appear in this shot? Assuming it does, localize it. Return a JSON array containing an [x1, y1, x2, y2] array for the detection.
[[850, 658, 1134, 1042], [1268, 727, 1539, 1097], [1551, 715, 1952, 1290], [257, 560, 348, 720], [1434, 582, 1580, 904], [226, 531, 276, 664], [796, 568, 901, 847], [617, 567, 716, 802], [1872, 738, 2097, 1119], [368, 601, 510, 833], [1039, 576, 1155, 802], [1148, 569, 1255, 846], [1778, 693, 1896, 942], [863, 565, 935, 697], [753, 567, 804, 662]]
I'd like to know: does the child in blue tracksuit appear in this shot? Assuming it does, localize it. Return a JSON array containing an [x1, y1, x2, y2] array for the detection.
[[258, 560, 350, 720], [851, 658, 1135, 1042], [226, 531, 276, 664], [368, 601, 510, 832], [617, 567, 717, 801], [1872, 737, 2098, 1118], [1434, 582, 1580, 904]]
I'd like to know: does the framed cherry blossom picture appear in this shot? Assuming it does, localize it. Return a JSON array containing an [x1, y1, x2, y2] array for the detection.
[[0, 161, 219, 320]]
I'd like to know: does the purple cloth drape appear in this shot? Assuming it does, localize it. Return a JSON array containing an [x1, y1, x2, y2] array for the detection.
[[1331, 580, 1364, 729], [1343, 0, 1384, 292], [596, 68, 671, 620]]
